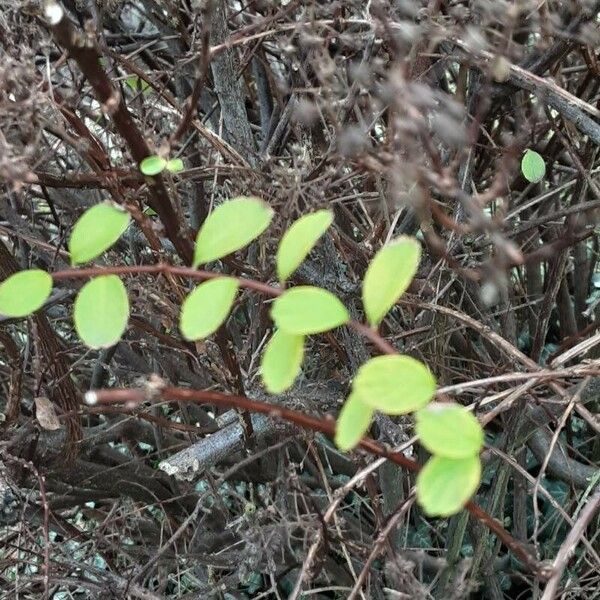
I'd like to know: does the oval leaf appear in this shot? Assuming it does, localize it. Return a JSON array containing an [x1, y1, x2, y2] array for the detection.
[[0, 270, 52, 318], [69, 202, 131, 265], [335, 393, 374, 451], [352, 355, 436, 415], [261, 329, 304, 393], [74, 275, 129, 349], [140, 155, 167, 176], [193, 197, 274, 266], [363, 237, 420, 326], [271, 286, 349, 335], [415, 403, 484, 459], [166, 158, 184, 173], [179, 277, 239, 341], [416, 455, 481, 517], [276, 209, 334, 281], [521, 149, 545, 183]]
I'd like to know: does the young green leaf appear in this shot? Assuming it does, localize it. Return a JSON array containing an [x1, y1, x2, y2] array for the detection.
[[363, 237, 421, 326], [415, 403, 484, 459], [140, 155, 167, 176], [261, 329, 304, 393], [276, 209, 334, 281], [69, 202, 131, 265], [193, 197, 274, 266], [271, 286, 349, 335], [0, 270, 53, 318], [416, 455, 481, 517], [179, 277, 239, 341], [74, 275, 129, 349], [335, 392, 374, 451], [125, 75, 150, 94], [166, 158, 184, 173], [352, 355, 435, 415], [521, 149, 545, 183]]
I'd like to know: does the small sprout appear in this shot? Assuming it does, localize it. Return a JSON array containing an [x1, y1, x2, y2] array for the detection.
[[125, 76, 150, 94], [166, 158, 184, 173], [140, 155, 167, 176]]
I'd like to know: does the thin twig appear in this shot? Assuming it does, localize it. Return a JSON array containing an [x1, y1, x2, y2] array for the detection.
[[540, 483, 600, 599]]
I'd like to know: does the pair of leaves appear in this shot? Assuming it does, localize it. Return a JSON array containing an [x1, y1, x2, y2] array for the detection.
[[193, 200, 333, 274], [194, 201, 333, 275], [259, 208, 335, 392], [260, 286, 349, 392], [415, 403, 484, 517], [140, 155, 184, 176], [335, 355, 436, 451], [0, 270, 130, 349]]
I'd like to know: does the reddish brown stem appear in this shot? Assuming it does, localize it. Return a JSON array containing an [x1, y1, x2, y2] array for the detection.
[[52, 263, 394, 354], [51, 263, 279, 298], [51, 262, 543, 575], [86, 385, 545, 577]]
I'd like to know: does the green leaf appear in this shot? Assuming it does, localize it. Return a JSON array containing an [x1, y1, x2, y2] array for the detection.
[[69, 202, 131, 266], [143, 206, 157, 217], [416, 403, 484, 458], [276, 209, 334, 281], [125, 75, 150, 93], [261, 329, 304, 393], [74, 275, 129, 349], [416, 455, 481, 517], [521, 149, 545, 183], [179, 277, 239, 341], [166, 158, 184, 173], [363, 237, 421, 326], [352, 355, 435, 415], [0, 270, 52, 318], [335, 392, 374, 451], [271, 286, 349, 334], [193, 197, 274, 266], [140, 155, 167, 176]]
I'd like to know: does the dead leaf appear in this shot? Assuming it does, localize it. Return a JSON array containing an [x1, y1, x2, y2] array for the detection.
[[34, 396, 61, 430]]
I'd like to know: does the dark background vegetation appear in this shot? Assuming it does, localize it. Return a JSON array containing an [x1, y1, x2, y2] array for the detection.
[[1, 0, 600, 598]]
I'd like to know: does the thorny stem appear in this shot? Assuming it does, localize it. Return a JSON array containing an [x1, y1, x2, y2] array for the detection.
[[52, 261, 546, 577]]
